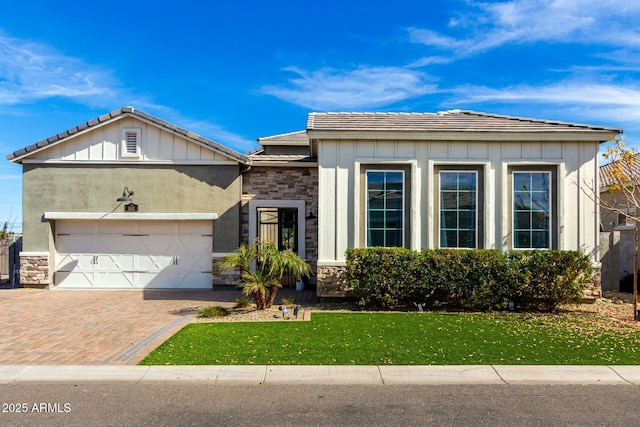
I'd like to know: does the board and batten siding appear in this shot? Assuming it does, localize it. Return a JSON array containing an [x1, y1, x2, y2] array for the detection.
[[317, 138, 601, 264], [30, 117, 232, 163]]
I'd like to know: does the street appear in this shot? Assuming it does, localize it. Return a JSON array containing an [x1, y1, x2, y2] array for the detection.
[[0, 383, 638, 426]]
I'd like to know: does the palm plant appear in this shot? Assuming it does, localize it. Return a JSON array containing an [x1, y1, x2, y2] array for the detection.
[[219, 240, 312, 310]]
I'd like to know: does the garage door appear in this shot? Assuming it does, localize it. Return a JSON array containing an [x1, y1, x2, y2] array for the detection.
[[55, 220, 213, 289]]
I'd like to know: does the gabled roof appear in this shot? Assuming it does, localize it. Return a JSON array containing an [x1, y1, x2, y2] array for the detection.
[[249, 130, 314, 165], [6, 106, 249, 164], [257, 130, 309, 146], [247, 150, 316, 164], [306, 110, 623, 135]]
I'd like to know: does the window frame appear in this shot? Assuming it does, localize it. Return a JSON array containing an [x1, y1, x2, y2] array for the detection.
[[247, 199, 306, 260], [437, 169, 480, 249], [615, 208, 636, 229], [360, 165, 410, 248], [509, 166, 557, 250], [257, 207, 299, 252]]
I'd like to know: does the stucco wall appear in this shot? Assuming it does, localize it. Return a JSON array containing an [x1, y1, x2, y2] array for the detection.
[[22, 164, 242, 254]]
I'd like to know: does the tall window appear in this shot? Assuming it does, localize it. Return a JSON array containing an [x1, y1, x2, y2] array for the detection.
[[513, 172, 551, 249], [366, 171, 404, 247], [257, 208, 298, 252], [439, 171, 478, 248]]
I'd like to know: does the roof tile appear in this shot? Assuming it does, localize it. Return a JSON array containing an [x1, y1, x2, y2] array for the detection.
[[600, 158, 640, 189], [306, 110, 622, 133]]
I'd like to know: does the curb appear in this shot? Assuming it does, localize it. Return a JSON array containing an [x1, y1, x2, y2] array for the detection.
[[0, 365, 638, 385]]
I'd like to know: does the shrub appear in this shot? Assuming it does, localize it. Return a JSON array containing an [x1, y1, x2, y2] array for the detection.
[[234, 297, 252, 309], [346, 247, 418, 309], [509, 250, 594, 312], [280, 297, 295, 307], [346, 248, 593, 312], [198, 306, 231, 318]]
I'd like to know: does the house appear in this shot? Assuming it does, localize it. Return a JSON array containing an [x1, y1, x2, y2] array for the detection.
[[599, 158, 640, 291], [7, 108, 621, 298], [6, 107, 249, 289], [307, 111, 621, 298]]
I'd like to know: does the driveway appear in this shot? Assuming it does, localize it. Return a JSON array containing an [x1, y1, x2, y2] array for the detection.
[[0, 288, 316, 365]]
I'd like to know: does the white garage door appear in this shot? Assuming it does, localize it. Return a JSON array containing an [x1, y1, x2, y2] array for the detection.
[[55, 220, 213, 289]]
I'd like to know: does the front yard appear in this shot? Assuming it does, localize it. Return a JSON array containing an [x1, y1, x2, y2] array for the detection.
[[140, 302, 640, 365]]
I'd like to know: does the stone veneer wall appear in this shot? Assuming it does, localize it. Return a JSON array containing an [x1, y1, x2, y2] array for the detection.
[[211, 257, 241, 286], [19, 254, 50, 287], [240, 167, 318, 282], [316, 265, 349, 298]]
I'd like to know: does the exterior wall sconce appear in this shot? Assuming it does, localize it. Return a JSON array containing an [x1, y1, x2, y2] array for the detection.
[[306, 211, 316, 220], [117, 187, 134, 202]]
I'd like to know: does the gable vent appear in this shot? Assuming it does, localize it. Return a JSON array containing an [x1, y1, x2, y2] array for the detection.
[[121, 127, 141, 158], [125, 132, 138, 154]]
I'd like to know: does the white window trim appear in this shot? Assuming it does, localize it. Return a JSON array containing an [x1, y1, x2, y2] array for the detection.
[[354, 159, 418, 250], [438, 170, 479, 249], [121, 127, 141, 158], [501, 161, 564, 252], [248, 200, 306, 259], [428, 160, 491, 250], [511, 170, 553, 250], [364, 169, 406, 248]]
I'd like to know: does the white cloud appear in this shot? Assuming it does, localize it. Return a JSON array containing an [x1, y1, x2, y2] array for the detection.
[[447, 80, 640, 128], [174, 116, 257, 152], [136, 104, 255, 152], [450, 81, 640, 107], [0, 33, 255, 152], [262, 66, 437, 110], [0, 34, 121, 106], [410, 0, 640, 58]]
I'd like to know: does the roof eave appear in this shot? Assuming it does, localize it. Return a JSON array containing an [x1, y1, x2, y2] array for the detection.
[[306, 129, 620, 142], [249, 160, 318, 167], [7, 107, 249, 165]]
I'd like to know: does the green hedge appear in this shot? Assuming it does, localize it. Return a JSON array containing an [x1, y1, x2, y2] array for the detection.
[[346, 248, 593, 312]]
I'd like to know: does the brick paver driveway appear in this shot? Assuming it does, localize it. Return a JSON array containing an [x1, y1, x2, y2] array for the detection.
[[0, 288, 316, 365]]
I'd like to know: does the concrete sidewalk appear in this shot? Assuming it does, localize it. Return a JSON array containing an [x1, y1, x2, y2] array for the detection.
[[1, 365, 640, 385]]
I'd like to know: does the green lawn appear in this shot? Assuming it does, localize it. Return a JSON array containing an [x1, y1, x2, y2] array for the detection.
[[140, 312, 640, 365]]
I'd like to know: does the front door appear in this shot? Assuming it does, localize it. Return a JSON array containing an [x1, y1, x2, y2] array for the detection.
[[257, 207, 298, 285]]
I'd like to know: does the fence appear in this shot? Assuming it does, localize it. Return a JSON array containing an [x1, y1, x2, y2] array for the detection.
[[600, 229, 638, 292], [0, 235, 22, 286]]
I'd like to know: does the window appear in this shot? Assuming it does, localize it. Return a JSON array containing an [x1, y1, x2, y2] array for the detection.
[[617, 209, 636, 227], [366, 170, 404, 247], [257, 207, 298, 252], [512, 171, 553, 249], [439, 171, 478, 248], [121, 128, 141, 158]]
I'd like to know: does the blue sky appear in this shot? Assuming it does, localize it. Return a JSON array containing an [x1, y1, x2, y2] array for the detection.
[[2, 0, 640, 232]]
